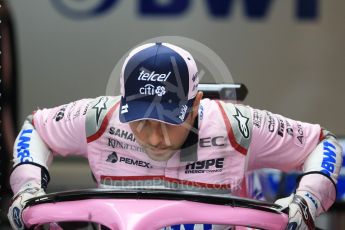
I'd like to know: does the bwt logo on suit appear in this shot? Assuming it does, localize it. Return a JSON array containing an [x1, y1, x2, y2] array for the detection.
[[51, 0, 319, 20]]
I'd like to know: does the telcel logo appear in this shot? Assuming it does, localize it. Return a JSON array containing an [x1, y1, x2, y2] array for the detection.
[[138, 70, 171, 82]]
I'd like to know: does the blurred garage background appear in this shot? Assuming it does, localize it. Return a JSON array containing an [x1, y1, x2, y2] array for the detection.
[[1, 0, 344, 229]]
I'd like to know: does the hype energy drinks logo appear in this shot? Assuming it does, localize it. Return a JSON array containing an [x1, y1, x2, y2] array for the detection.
[[51, 0, 318, 20]]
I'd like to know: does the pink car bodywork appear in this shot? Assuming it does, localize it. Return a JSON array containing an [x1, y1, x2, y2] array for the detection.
[[22, 189, 288, 230]]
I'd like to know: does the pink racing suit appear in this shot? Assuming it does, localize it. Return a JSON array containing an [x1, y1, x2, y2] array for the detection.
[[11, 96, 342, 227]]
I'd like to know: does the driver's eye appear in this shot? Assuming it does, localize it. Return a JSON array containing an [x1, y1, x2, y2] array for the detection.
[[135, 121, 146, 132]]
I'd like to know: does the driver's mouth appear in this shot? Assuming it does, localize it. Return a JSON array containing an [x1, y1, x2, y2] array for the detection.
[[146, 147, 171, 155]]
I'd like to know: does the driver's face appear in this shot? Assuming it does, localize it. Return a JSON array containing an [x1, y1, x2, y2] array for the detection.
[[129, 115, 194, 161], [128, 92, 203, 162]]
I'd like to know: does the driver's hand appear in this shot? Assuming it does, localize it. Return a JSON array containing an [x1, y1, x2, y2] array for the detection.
[[7, 181, 45, 230], [275, 191, 319, 230]]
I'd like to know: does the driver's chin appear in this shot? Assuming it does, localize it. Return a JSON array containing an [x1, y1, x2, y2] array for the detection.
[[144, 149, 175, 162]]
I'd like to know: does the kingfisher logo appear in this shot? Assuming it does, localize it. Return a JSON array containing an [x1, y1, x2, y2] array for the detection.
[[16, 129, 33, 163], [51, 0, 318, 20]]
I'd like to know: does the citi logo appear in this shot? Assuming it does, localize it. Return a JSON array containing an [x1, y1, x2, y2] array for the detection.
[[139, 84, 166, 96], [138, 70, 171, 82]]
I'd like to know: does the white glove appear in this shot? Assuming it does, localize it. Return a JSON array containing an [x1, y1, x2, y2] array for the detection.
[[275, 191, 320, 230], [7, 181, 45, 230]]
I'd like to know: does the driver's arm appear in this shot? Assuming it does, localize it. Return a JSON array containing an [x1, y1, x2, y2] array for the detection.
[[246, 107, 342, 229], [246, 108, 342, 213], [214, 100, 342, 229], [8, 98, 94, 230], [10, 98, 91, 194]]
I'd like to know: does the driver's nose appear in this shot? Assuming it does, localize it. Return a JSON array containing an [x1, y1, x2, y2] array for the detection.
[[146, 120, 164, 147]]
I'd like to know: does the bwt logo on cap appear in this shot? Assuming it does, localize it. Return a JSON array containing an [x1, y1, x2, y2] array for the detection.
[[138, 70, 171, 82], [119, 42, 199, 125]]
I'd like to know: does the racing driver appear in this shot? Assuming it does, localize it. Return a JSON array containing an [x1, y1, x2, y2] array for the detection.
[[8, 42, 343, 230]]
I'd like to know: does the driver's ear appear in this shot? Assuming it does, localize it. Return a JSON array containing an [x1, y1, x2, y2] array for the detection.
[[191, 91, 203, 120]]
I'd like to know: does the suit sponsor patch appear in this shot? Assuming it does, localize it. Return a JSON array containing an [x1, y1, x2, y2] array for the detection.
[[233, 108, 250, 138]]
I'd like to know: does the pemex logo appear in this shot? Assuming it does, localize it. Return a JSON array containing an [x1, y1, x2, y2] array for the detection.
[[106, 151, 118, 163]]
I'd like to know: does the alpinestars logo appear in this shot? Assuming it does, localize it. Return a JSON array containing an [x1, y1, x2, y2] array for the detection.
[[233, 108, 249, 138], [92, 97, 108, 125]]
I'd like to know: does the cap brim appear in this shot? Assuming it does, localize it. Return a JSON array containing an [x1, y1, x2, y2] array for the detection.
[[119, 97, 195, 125]]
